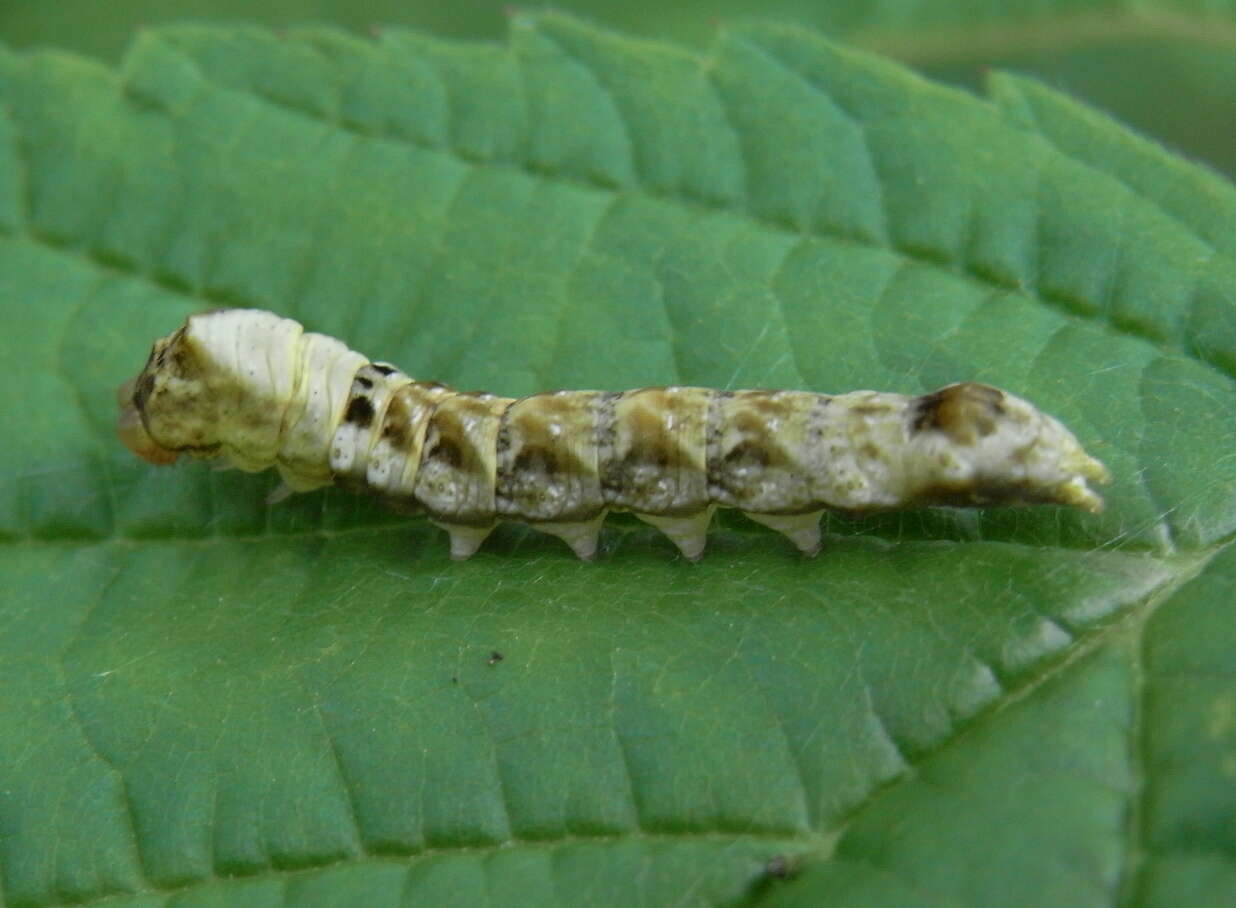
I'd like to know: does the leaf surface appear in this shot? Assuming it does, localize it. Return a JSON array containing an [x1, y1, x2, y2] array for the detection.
[[0, 14, 1233, 906]]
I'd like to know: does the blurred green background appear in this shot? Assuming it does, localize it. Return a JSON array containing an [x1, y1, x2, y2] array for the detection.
[[4, 0, 1235, 179]]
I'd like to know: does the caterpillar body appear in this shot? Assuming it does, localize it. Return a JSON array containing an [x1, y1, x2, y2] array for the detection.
[[117, 310, 1111, 561]]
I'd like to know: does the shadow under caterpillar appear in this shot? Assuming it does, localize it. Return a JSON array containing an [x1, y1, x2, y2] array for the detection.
[[118, 310, 1110, 560]]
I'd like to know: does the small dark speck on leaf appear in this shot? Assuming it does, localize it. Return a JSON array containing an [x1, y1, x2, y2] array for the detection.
[[745, 853, 800, 901], [765, 855, 793, 879], [451, 675, 458, 684], [487, 650, 504, 666]]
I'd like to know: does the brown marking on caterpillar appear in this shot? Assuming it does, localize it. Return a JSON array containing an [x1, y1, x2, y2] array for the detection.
[[910, 477, 1068, 510], [428, 437, 464, 469], [710, 390, 820, 513], [118, 310, 1112, 560], [724, 441, 770, 469], [414, 392, 507, 526], [344, 395, 375, 428], [602, 387, 711, 517], [381, 419, 409, 449], [496, 390, 605, 522], [911, 382, 1008, 445]]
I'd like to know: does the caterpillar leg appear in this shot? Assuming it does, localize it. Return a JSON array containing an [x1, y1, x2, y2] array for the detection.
[[431, 521, 496, 561], [636, 507, 715, 562], [530, 513, 607, 561], [744, 510, 824, 557], [266, 465, 333, 505]]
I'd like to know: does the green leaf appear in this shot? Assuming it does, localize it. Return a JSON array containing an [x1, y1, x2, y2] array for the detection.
[[0, 14, 1233, 906], [5, 2, 1236, 180]]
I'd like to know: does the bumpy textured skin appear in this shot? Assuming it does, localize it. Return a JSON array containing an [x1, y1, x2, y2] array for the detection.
[[118, 310, 1111, 560]]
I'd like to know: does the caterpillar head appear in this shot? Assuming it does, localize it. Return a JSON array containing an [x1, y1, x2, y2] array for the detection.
[[117, 310, 304, 470], [117, 324, 218, 465], [903, 382, 1111, 513]]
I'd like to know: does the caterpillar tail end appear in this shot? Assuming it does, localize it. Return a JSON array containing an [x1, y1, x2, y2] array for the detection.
[[1058, 451, 1112, 515], [1061, 459, 1112, 514], [116, 379, 180, 466]]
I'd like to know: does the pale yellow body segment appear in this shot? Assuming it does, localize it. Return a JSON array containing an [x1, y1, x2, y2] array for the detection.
[[118, 310, 1111, 561], [277, 331, 369, 491]]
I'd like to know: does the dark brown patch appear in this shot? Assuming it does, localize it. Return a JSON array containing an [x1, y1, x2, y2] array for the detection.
[[729, 409, 764, 437], [911, 383, 1007, 445], [429, 437, 463, 469], [356, 376, 374, 390], [487, 650, 504, 666], [723, 440, 770, 468], [372, 363, 397, 376], [624, 399, 675, 465], [512, 445, 558, 477], [379, 393, 412, 450], [344, 395, 375, 428], [382, 419, 408, 448], [913, 476, 1059, 509], [640, 445, 671, 469], [420, 401, 489, 479]]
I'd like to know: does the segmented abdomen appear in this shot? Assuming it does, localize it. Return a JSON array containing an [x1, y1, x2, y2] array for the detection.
[[336, 377, 828, 517]]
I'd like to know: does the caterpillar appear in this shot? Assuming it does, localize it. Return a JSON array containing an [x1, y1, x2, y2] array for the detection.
[[117, 309, 1110, 561]]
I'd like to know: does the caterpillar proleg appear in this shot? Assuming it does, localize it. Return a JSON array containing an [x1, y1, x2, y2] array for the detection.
[[118, 310, 1111, 560]]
